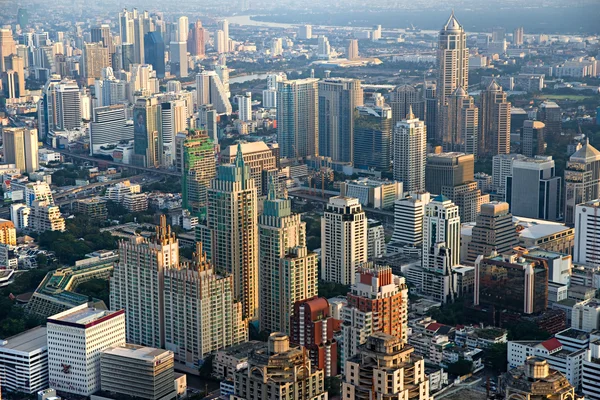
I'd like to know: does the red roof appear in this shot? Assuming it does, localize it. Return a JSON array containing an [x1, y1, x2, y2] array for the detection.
[[426, 322, 444, 332], [540, 337, 562, 352]]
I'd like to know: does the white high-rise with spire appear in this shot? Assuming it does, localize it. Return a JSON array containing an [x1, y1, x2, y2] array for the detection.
[[393, 106, 426, 193]]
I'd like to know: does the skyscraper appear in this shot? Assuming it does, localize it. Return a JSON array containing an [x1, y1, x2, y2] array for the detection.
[[347, 39, 359, 60], [354, 104, 393, 171], [321, 196, 367, 285], [574, 200, 600, 265], [425, 152, 474, 195], [2, 128, 38, 173], [144, 32, 165, 78], [423, 195, 461, 269], [187, 20, 206, 57], [204, 145, 259, 320], [539, 101, 561, 138], [0, 28, 16, 73], [521, 120, 546, 157], [161, 99, 187, 166], [214, 30, 226, 54], [236, 92, 252, 122], [389, 84, 425, 128], [17, 8, 29, 29], [513, 27, 524, 46], [391, 192, 431, 247], [317, 78, 363, 163], [169, 41, 188, 78], [176, 132, 216, 216], [83, 43, 110, 86], [110, 216, 180, 349], [196, 71, 232, 115], [3, 54, 25, 99], [564, 142, 600, 226], [89, 105, 132, 155], [479, 80, 511, 156], [133, 97, 162, 167], [259, 181, 318, 334], [437, 12, 469, 144], [424, 82, 438, 142], [54, 80, 82, 131], [466, 201, 517, 263], [217, 19, 229, 50], [277, 78, 319, 159], [443, 87, 478, 156], [393, 107, 426, 192]]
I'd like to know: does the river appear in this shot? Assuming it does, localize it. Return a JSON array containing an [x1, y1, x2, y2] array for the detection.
[[229, 73, 271, 84]]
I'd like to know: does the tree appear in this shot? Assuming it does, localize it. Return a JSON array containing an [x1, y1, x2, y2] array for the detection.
[[76, 278, 110, 305], [505, 321, 550, 341], [318, 280, 349, 299], [447, 359, 473, 376], [199, 355, 214, 379], [485, 343, 508, 373], [325, 376, 341, 396], [36, 253, 48, 268]]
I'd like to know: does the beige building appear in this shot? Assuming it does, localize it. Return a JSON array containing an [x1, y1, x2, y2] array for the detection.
[[83, 42, 110, 86], [467, 201, 517, 263], [479, 80, 511, 157], [2, 127, 39, 173], [342, 332, 432, 400], [393, 108, 427, 193], [0, 219, 17, 246], [232, 333, 328, 400], [219, 142, 277, 195], [500, 357, 575, 400], [29, 201, 65, 233]]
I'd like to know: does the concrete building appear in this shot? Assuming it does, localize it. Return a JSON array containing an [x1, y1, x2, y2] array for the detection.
[[425, 152, 473, 195], [391, 192, 431, 247], [232, 333, 327, 400], [236, 92, 252, 122], [321, 196, 367, 285], [196, 71, 232, 115], [29, 201, 65, 233], [47, 304, 126, 396], [539, 101, 562, 138], [393, 108, 426, 193], [73, 198, 108, 221], [583, 339, 600, 400], [515, 216, 574, 255], [89, 105, 132, 155], [83, 42, 110, 86], [0, 219, 17, 246], [574, 200, 600, 265], [277, 78, 319, 159], [442, 87, 478, 156], [342, 332, 431, 400], [354, 104, 393, 171], [571, 299, 600, 332], [479, 80, 511, 156], [466, 202, 517, 263], [219, 141, 277, 195], [2, 127, 39, 173], [500, 358, 575, 400], [259, 182, 317, 334], [390, 85, 425, 129], [340, 178, 402, 210], [492, 153, 527, 199], [564, 142, 600, 226], [105, 180, 141, 203], [367, 219, 385, 259], [133, 96, 162, 168], [423, 195, 461, 269], [521, 120, 546, 157], [123, 192, 148, 212], [347, 39, 359, 60], [0, 326, 48, 394], [101, 344, 176, 400]]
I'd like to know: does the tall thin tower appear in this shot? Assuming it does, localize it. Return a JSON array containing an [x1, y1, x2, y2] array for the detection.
[[393, 107, 426, 193]]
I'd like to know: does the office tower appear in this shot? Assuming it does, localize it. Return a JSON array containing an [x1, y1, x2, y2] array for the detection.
[[289, 297, 338, 377], [437, 12, 469, 143], [214, 30, 226, 54], [169, 40, 188, 78], [133, 13, 147, 64], [164, 243, 248, 369], [424, 82, 437, 142], [219, 142, 277, 195], [82, 43, 109, 86], [232, 333, 327, 400], [479, 80, 511, 156], [317, 36, 331, 59], [539, 101, 561, 138], [144, 32, 165, 78], [393, 108, 426, 192], [188, 20, 206, 57], [574, 200, 600, 264], [197, 104, 218, 143], [0, 326, 47, 394], [270, 38, 283, 57], [474, 253, 548, 314], [110, 216, 179, 348], [391, 192, 431, 246], [507, 156, 562, 221], [2, 70, 19, 99], [341, 265, 409, 369], [277, 78, 319, 159], [492, 153, 526, 199], [466, 201, 517, 263], [176, 16, 189, 42], [492, 27, 506, 42], [564, 143, 600, 226], [299, 25, 312, 39], [119, 9, 136, 59], [390, 84, 425, 128], [425, 152, 474, 195], [343, 332, 431, 400], [372, 25, 382, 41], [3, 54, 25, 98], [423, 194, 461, 268], [120, 43, 135, 71], [50, 79, 82, 131], [196, 70, 232, 115], [205, 146, 259, 320], [259, 182, 318, 334], [347, 39, 359, 60], [443, 87, 478, 155], [175, 132, 215, 215], [2, 127, 38, 173], [354, 104, 393, 170], [95, 70, 128, 106], [47, 304, 126, 396], [218, 19, 229, 48], [571, 299, 600, 332], [161, 99, 187, 166], [321, 196, 367, 285], [0, 28, 16, 73], [17, 8, 29, 28], [89, 105, 132, 155], [215, 58, 230, 98], [91, 24, 114, 52], [236, 92, 252, 122], [133, 97, 162, 167], [318, 78, 363, 163], [513, 27, 524, 46], [100, 344, 176, 400]]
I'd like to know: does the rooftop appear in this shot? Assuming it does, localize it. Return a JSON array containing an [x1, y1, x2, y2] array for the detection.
[[0, 326, 47, 352], [221, 141, 271, 157], [102, 344, 172, 362], [48, 304, 123, 328]]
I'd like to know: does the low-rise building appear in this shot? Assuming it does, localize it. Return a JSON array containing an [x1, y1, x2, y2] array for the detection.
[[340, 178, 403, 210], [0, 326, 48, 394], [454, 326, 508, 349], [583, 339, 600, 400], [572, 299, 600, 332], [73, 197, 108, 221], [123, 192, 148, 212], [0, 218, 17, 245], [214, 341, 267, 381]]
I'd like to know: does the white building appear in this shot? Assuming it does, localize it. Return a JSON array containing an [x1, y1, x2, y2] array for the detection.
[[367, 220, 385, 259], [423, 195, 461, 269], [583, 339, 600, 400], [492, 153, 526, 197], [0, 326, 48, 394], [105, 180, 141, 203], [391, 192, 431, 246], [572, 299, 600, 332], [196, 70, 232, 115], [10, 203, 30, 230], [340, 178, 403, 210], [321, 196, 367, 285], [47, 304, 126, 396], [393, 109, 426, 193], [236, 92, 252, 122], [574, 200, 600, 265]]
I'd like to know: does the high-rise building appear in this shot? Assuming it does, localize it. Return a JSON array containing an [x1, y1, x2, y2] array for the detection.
[[176, 16, 189, 42], [425, 152, 474, 195], [571, 299, 600, 332], [91, 24, 114, 53], [187, 20, 206, 57], [393, 108, 426, 192], [176, 132, 216, 216], [144, 32, 165, 78], [277, 78, 319, 159], [424, 82, 438, 142], [317, 36, 331, 59], [2, 127, 38, 173], [89, 105, 132, 155], [354, 104, 393, 171], [564, 142, 600, 226], [214, 30, 226, 54], [466, 201, 517, 263], [521, 120, 545, 157], [232, 333, 327, 400], [196, 71, 232, 115], [479, 80, 511, 156], [492, 153, 527, 198], [203, 145, 259, 320], [539, 101, 561, 138], [52, 80, 82, 131], [583, 341, 600, 400], [259, 182, 318, 334], [218, 19, 229, 49], [299, 25, 312, 39], [423, 194, 461, 268], [236, 92, 252, 122], [17, 8, 29, 29], [83, 43, 109, 86], [163, 242, 248, 369], [391, 192, 431, 246], [160, 99, 187, 166], [289, 297, 338, 377], [513, 27, 524, 46], [340, 265, 409, 369], [47, 304, 126, 396], [507, 156, 562, 221], [169, 41, 188, 78], [443, 87, 478, 155], [110, 216, 180, 348], [390, 84, 425, 129], [347, 39, 359, 60], [2, 54, 25, 99], [318, 78, 363, 163], [437, 12, 469, 143], [133, 97, 162, 167], [321, 196, 367, 285], [219, 142, 277, 195], [0, 326, 47, 394], [0, 28, 16, 73], [574, 200, 600, 265], [342, 332, 431, 400], [270, 38, 283, 57]]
